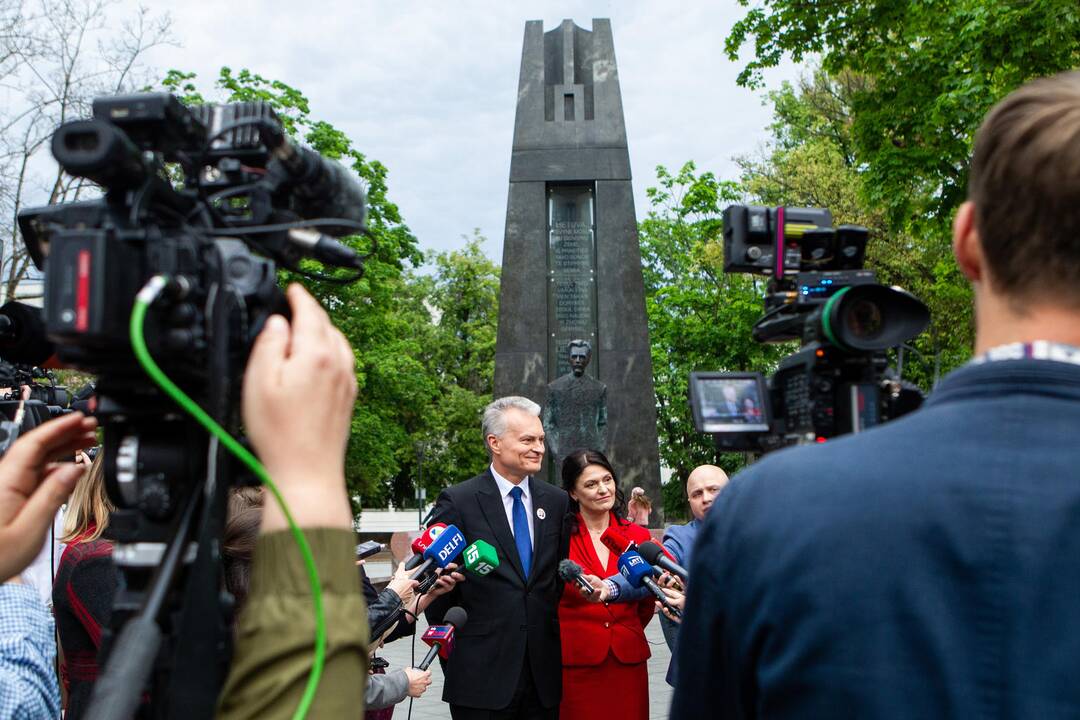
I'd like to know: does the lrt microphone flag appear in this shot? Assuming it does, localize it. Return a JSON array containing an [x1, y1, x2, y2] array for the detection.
[[618, 548, 682, 619], [409, 524, 466, 581], [463, 540, 499, 576], [404, 522, 447, 571]]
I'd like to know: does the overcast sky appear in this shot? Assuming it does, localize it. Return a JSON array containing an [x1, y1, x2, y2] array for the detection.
[[136, 1, 801, 266]]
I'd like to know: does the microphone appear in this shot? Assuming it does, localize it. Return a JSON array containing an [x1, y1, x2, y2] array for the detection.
[[463, 539, 500, 576], [259, 123, 367, 237], [404, 523, 447, 571], [417, 606, 468, 671], [409, 524, 466, 582], [617, 549, 681, 619], [637, 541, 688, 583], [600, 526, 634, 556], [558, 559, 596, 596]]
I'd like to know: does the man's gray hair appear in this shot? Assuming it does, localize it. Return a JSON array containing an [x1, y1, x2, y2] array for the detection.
[[482, 396, 541, 450]]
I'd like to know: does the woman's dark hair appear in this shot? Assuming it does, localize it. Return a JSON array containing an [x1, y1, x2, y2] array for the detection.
[[561, 448, 628, 535]]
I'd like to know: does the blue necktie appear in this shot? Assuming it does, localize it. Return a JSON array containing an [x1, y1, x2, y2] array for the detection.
[[510, 486, 532, 578]]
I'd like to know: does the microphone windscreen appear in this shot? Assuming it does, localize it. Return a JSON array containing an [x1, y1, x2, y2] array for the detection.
[[637, 541, 666, 565], [558, 559, 584, 582], [600, 526, 632, 555], [443, 606, 468, 629]]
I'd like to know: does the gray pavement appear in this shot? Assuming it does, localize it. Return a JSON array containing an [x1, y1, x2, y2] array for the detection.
[[377, 614, 673, 719]]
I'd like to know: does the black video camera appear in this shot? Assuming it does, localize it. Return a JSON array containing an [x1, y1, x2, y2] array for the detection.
[[690, 205, 929, 452], [17, 92, 372, 717]]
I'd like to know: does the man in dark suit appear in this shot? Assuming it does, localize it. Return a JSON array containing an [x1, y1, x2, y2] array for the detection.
[[673, 71, 1080, 718], [427, 396, 569, 719]]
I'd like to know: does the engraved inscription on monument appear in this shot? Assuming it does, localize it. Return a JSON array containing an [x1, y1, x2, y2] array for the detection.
[[547, 185, 598, 379]]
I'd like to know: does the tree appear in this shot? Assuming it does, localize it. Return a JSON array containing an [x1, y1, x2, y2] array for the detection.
[[157, 67, 431, 509], [726, 0, 1080, 230], [398, 231, 500, 504], [738, 69, 974, 386], [639, 162, 789, 519], [0, 0, 172, 300]]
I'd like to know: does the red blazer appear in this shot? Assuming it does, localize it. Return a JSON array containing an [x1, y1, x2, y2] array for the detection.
[[558, 514, 654, 667]]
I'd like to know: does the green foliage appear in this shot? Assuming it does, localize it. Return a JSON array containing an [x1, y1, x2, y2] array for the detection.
[[727, 0, 1080, 229], [155, 69, 498, 511], [640, 162, 790, 489], [738, 68, 974, 386]]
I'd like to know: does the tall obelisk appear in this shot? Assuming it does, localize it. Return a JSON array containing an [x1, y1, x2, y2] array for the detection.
[[494, 19, 662, 523]]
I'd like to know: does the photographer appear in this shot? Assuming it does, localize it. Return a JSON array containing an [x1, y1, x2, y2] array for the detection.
[[217, 284, 369, 720], [673, 71, 1080, 718], [0, 412, 98, 718]]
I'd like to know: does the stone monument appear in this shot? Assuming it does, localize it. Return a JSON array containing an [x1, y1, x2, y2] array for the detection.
[[494, 18, 662, 521], [543, 339, 607, 468]]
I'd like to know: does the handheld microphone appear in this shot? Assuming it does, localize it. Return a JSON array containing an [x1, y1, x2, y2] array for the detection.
[[637, 541, 688, 583], [558, 559, 596, 596], [463, 539, 500, 576], [409, 524, 466, 581], [355, 540, 386, 560], [600, 526, 635, 556], [404, 523, 447, 571], [417, 606, 468, 671], [617, 549, 681, 619]]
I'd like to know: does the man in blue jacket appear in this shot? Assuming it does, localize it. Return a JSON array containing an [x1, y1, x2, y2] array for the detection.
[[673, 71, 1080, 719]]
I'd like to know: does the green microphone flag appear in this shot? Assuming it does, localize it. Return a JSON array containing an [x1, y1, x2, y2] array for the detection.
[[463, 539, 499, 576]]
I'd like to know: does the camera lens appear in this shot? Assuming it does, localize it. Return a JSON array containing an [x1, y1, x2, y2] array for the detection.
[[843, 298, 883, 340]]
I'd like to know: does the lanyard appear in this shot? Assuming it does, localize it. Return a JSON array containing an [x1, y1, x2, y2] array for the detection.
[[971, 341, 1080, 368]]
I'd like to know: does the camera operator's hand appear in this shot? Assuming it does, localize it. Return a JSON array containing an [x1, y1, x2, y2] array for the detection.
[[404, 667, 432, 698], [0, 412, 97, 581], [243, 284, 357, 532]]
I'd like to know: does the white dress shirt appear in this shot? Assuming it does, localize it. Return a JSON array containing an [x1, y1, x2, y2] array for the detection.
[[490, 464, 535, 545]]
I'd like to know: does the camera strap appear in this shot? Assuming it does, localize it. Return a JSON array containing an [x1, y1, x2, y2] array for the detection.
[[971, 341, 1080, 368]]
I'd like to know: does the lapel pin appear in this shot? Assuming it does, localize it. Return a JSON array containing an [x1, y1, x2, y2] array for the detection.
[[536, 508, 546, 520]]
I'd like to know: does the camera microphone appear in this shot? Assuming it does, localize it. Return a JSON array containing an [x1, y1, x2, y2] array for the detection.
[[259, 123, 367, 237]]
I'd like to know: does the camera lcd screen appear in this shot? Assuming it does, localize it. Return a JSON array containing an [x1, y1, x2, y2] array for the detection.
[[689, 372, 770, 433]]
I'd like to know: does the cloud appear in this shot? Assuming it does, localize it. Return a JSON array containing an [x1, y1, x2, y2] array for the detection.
[[137, 0, 803, 265]]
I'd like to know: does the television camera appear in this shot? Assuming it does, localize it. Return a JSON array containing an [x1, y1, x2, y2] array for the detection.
[[689, 205, 929, 453], [17, 91, 372, 718]]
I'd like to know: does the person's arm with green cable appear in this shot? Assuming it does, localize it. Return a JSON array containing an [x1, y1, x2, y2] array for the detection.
[[217, 284, 367, 720]]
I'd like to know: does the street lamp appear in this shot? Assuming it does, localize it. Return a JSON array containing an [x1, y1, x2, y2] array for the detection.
[[414, 441, 427, 529]]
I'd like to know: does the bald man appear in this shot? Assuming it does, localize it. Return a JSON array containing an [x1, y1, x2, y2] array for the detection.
[[655, 465, 729, 653]]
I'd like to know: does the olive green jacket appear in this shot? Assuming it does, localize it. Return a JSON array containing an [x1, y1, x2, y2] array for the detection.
[[217, 528, 369, 719]]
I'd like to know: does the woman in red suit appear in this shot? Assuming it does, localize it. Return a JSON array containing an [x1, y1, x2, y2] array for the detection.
[[559, 449, 655, 720]]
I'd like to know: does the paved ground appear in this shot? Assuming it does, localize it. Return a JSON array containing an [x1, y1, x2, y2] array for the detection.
[[378, 614, 673, 719]]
